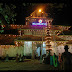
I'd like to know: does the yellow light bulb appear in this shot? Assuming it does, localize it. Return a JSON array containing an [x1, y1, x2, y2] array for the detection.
[[39, 9, 41, 12]]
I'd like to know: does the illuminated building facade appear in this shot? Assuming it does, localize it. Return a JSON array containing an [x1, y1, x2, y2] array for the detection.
[[0, 9, 72, 58]]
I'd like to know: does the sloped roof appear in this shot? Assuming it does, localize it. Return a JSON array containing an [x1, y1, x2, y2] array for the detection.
[[18, 25, 61, 30], [21, 25, 44, 29], [1, 29, 19, 35], [1, 25, 19, 35], [17, 35, 43, 41], [59, 30, 72, 35], [0, 35, 15, 45], [66, 40, 72, 44], [16, 35, 65, 41], [51, 36, 66, 41], [0, 35, 66, 45]]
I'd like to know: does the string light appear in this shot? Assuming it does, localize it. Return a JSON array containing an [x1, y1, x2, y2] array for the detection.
[[31, 15, 32, 16], [9, 35, 10, 36], [16, 42, 18, 45], [11, 25, 12, 26]]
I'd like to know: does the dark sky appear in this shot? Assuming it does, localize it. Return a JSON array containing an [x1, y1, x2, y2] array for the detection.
[[0, 0, 72, 26]]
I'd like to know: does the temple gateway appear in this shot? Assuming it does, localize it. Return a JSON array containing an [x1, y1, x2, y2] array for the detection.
[[0, 9, 72, 59]]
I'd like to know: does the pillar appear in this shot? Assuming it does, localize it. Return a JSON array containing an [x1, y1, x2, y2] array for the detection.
[[32, 42, 35, 59]]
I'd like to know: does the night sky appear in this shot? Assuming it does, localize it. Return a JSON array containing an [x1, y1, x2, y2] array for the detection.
[[0, 0, 72, 26]]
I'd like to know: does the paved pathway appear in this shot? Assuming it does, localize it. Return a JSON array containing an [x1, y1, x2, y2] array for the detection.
[[0, 59, 58, 71]]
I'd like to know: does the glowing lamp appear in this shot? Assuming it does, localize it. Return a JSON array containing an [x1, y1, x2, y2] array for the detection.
[[42, 12, 43, 13], [39, 19, 42, 23], [39, 9, 41, 12]]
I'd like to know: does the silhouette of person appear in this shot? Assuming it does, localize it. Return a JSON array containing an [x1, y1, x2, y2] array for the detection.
[[16, 53, 19, 62], [5, 54, 9, 62], [58, 53, 62, 70], [54, 53, 57, 57], [58, 53, 62, 64], [21, 55, 24, 62], [61, 45, 72, 70], [19, 54, 22, 62]]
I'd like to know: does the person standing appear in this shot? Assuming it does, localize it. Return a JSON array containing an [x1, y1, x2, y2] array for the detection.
[[61, 45, 72, 70], [58, 53, 62, 70], [19, 54, 22, 62], [21, 55, 24, 62], [53, 53, 58, 67], [1, 55, 5, 62], [16, 53, 19, 62], [5, 54, 9, 62], [58, 53, 62, 64]]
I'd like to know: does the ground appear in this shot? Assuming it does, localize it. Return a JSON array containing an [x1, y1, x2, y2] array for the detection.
[[0, 59, 58, 71]]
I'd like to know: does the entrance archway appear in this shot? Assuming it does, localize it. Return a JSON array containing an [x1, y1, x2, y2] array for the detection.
[[36, 42, 46, 57]]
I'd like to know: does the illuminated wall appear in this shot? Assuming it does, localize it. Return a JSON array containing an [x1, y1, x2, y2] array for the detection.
[[24, 30, 32, 35], [0, 45, 24, 57], [0, 47, 2, 57], [24, 41, 32, 56], [59, 36, 72, 40], [23, 29, 46, 36], [68, 45, 72, 53], [36, 42, 46, 56], [56, 45, 72, 55]]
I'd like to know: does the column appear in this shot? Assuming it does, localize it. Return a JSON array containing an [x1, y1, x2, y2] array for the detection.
[[32, 42, 35, 59]]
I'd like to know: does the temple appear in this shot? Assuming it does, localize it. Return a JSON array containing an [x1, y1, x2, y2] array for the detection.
[[0, 9, 72, 59]]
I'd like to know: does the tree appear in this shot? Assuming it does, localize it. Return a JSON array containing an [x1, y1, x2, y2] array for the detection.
[[0, 3, 17, 33]]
